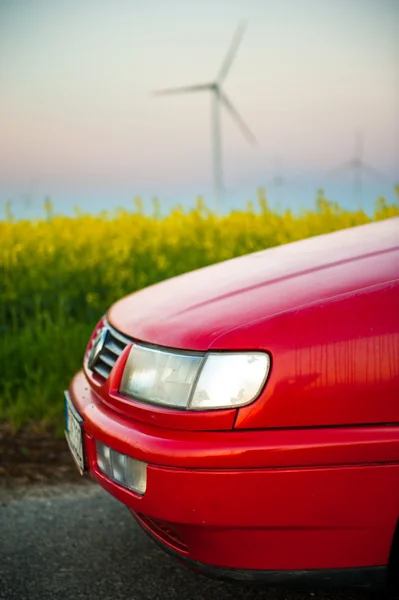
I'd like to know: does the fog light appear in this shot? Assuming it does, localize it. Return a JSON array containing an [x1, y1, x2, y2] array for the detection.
[[96, 441, 112, 477], [110, 449, 126, 485], [96, 441, 147, 495], [126, 456, 147, 495]]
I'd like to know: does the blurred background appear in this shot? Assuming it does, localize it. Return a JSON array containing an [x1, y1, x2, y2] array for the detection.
[[0, 0, 398, 217], [0, 0, 398, 434]]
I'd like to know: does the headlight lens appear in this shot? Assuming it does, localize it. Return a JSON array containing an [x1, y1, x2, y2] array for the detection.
[[119, 344, 270, 411], [120, 345, 203, 408], [189, 352, 269, 410]]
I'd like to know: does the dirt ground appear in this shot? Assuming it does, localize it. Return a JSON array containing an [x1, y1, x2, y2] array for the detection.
[[0, 421, 87, 491]]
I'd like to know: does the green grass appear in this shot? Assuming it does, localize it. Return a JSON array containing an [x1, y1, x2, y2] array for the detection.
[[1, 313, 92, 432]]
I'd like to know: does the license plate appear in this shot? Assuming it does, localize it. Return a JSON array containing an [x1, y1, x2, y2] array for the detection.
[[64, 392, 85, 474]]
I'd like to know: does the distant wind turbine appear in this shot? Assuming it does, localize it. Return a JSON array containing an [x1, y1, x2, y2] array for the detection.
[[266, 156, 309, 205], [267, 156, 292, 191], [329, 130, 384, 208], [153, 21, 257, 208]]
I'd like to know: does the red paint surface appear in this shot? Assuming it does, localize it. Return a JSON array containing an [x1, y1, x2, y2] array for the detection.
[[68, 218, 399, 574], [108, 218, 399, 353]]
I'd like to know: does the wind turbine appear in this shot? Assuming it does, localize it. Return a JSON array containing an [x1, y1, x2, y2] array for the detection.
[[329, 130, 384, 208], [153, 21, 257, 208], [266, 156, 310, 206]]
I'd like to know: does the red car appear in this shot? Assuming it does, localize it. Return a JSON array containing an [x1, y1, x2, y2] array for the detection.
[[65, 217, 399, 589]]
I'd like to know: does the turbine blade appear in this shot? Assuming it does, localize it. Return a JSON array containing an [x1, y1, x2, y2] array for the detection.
[[152, 83, 212, 96], [217, 20, 247, 83], [360, 161, 385, 180], [328, 160, 357, 176], [328, 159, 385, 180], [220, 92, 257, 144]]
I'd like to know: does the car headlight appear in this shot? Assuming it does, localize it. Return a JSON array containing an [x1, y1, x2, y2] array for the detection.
[[119, 344, 270, 410]]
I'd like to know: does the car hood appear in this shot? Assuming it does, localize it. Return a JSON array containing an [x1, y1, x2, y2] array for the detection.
[[108, 218, 399, 351]]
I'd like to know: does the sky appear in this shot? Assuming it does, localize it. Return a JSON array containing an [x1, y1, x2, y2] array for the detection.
[[0, 0, 398, 217]]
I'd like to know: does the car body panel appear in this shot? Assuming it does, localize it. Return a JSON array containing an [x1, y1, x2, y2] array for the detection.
[[234, 279, 399, 429], [108, 219, 399, 352]]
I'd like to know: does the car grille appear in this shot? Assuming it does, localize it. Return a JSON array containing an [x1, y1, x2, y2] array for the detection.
[[91, 322, 132, 381]]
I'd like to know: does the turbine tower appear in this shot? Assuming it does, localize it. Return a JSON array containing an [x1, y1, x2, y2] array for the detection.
[[330, 130, 384, 208], [153, 21, 257, 208]]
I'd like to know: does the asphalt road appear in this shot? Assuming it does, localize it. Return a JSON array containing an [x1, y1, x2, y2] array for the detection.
[[0, 483, 395, 600]]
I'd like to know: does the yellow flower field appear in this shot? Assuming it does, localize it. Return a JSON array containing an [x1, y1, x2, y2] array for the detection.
[[1, 189, 398, 428]]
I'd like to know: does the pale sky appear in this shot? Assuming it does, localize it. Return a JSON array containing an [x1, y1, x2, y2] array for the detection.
[[0, 0, 398, 215]]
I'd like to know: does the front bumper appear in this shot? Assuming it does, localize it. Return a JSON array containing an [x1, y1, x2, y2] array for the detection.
[[68, 370, 399, 580], [135, 527, 387, 590]]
